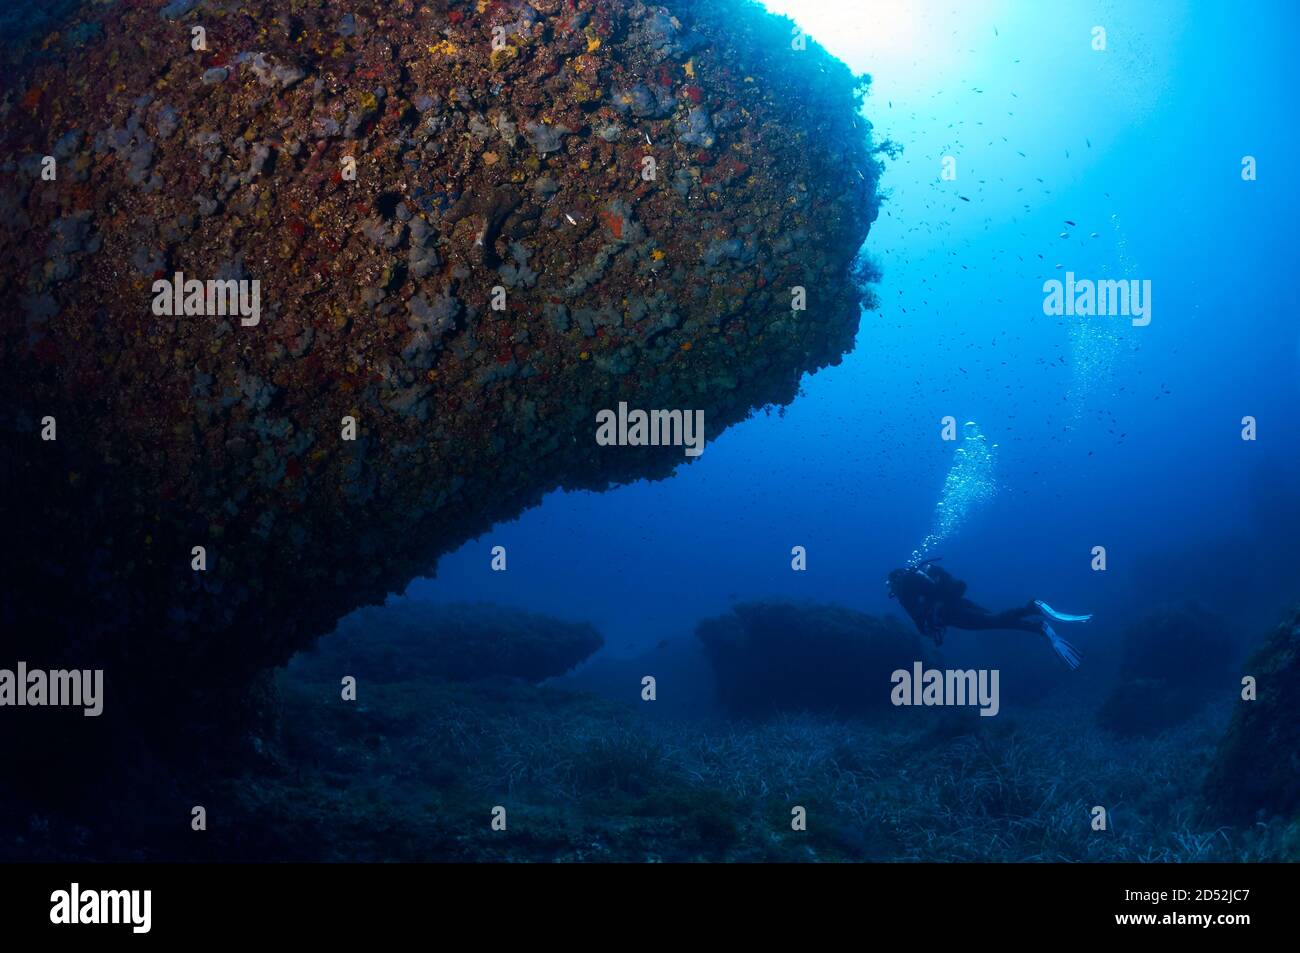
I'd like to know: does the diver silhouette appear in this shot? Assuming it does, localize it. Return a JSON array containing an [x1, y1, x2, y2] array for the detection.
[[886, 560, 1088, 669]]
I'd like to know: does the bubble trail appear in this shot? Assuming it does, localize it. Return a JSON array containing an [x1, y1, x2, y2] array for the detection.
[[909, 421, 999, 566]]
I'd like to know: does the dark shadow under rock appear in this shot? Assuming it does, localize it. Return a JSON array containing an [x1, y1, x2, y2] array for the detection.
[[289, 601, 603, 685]]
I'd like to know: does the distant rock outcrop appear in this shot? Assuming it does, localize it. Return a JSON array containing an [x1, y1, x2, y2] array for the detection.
[[1203, 605, 1300, 822], [291, 602, 603, 685], [556, 636, 719, 716], [696, 601, 936, 717], [1097, 602, 1234, 737]]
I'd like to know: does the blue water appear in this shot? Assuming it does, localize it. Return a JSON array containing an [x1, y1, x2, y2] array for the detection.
[[408, 0, 1300, 660]]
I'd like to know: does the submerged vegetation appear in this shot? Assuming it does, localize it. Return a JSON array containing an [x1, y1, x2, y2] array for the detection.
[[239, 661, 1299, 862], [7, 602, 1296, 862]]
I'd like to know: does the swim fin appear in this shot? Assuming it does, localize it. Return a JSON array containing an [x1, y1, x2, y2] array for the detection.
[[1034, 599, 1093, 623], [1041, 621, 1082, 670]]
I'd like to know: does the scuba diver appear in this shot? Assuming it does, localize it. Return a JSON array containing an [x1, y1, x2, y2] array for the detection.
[[886, 560, 1089, 669]]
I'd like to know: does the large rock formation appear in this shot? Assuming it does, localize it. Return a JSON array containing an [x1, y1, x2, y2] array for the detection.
[[0, 0, 882, 733], [697, 602, 935, 717], [1203, 605, 1300, 823]]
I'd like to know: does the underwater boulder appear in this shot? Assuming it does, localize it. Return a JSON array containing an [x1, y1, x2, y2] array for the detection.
[[555, 636, 719, 716], [1095, 676, 1196, 738], [0, 0, 882, 743], [696, 601, 936, 717], [1096, 602, 1235, 737], [1202, 604, 1300, 822], [290, 602, 602, 685]]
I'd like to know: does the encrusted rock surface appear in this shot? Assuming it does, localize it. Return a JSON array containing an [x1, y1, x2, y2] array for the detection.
[[0, 0, 882, 726]]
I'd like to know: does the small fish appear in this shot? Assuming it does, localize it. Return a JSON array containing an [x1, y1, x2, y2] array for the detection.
[[958, 195, 970, 202], [1065, 220, 1076, 226], [1059, 232, 1068, 238], [1090, 232, 1099, 238], [644, 132, 652, 145], [565, 213, 577, 225]]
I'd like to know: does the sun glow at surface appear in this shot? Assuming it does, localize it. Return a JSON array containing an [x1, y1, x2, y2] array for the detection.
[[756, 0, 1001, 98]]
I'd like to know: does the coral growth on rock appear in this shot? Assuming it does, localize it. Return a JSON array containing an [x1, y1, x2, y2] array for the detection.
[[0, 0, 883, 733]]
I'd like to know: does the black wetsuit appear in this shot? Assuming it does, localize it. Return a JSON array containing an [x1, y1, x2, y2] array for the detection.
[[890, 563, 1041, 643]]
